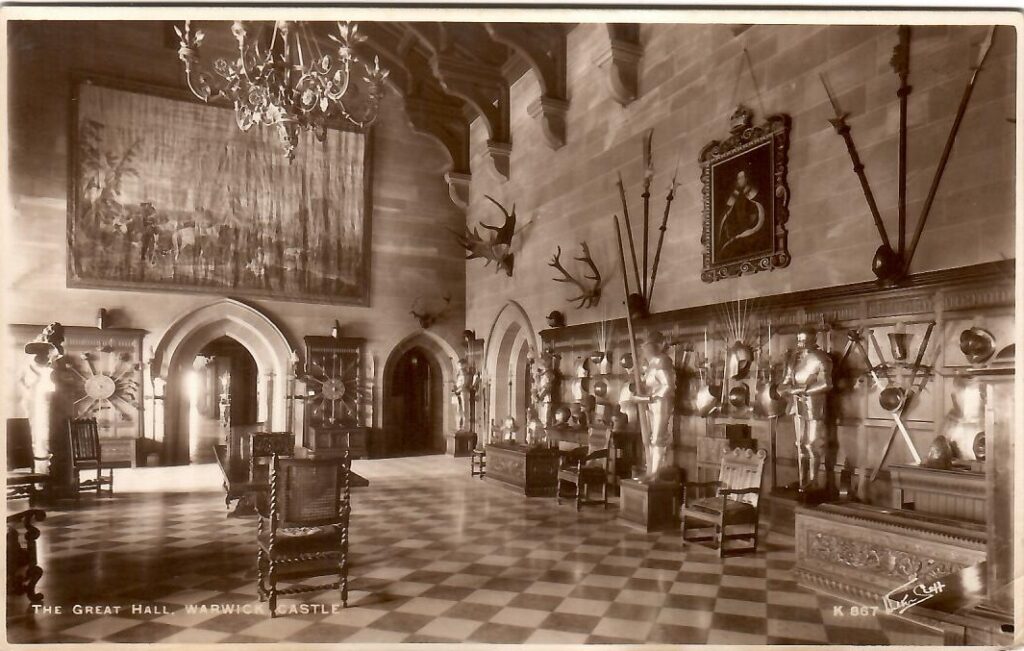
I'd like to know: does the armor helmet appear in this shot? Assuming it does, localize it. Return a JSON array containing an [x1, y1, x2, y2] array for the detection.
[[796, 324, 818, 347], [726, 341, 753, 379]]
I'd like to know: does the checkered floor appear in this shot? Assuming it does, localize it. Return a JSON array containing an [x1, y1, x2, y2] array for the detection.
[[7, 455, 942, 644]]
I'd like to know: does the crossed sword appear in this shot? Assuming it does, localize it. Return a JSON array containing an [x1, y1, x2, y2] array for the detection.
[[835, 322, 935, 482]]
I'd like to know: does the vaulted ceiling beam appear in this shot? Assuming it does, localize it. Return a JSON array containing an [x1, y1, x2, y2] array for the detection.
[[356, 22, 473, 210], [406, 22, 512, 180], [485, 23, 568, 149], [595, 23, 643, 106]]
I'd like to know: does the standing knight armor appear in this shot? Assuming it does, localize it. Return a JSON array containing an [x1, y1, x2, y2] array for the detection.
[[775, 324, 834, 492], [631, 331, 676, 480]]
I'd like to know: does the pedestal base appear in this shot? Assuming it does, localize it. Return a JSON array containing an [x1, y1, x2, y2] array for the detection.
[[448, 431, 477, 457], [618, 477, 681, 532]]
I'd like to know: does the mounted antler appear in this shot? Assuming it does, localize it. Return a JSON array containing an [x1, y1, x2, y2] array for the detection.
[[452, 195, 517, 277], [410, 294, 452, 329], [548, 242, 603, 309]]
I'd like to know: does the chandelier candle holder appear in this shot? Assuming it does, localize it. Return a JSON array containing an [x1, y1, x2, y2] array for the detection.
[[176, 20, 388, 161]]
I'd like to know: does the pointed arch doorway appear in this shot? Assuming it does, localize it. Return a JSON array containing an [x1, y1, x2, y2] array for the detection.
[[186, 336, 259, 464], [150, 299, 293, 465], [381, 332, 458, 458], [389, 347, 443, 456]]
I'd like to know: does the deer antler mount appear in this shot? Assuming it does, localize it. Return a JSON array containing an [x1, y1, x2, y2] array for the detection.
[[410, 294, 452, 330], [549, 242, 603, 309], [453, 195, 518, 277]]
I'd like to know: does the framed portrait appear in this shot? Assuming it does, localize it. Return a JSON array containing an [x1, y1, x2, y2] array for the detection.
[[699, 105, 790, 283], [67, 74, 373, 305]]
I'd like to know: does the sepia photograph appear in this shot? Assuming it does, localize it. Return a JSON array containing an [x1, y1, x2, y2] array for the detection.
[[1, 3, 1021, 648]]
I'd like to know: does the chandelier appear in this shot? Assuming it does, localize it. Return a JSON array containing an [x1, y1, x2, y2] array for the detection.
[[176, 20, 388, 161]]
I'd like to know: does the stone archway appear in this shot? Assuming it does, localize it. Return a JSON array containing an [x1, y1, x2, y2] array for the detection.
[[150, 299, 294, 465], [483, 301, 539, 427], [380, 330, 459, 457]]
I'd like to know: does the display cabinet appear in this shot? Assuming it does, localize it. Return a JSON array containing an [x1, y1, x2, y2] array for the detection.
[[301, 335, 367, 459]]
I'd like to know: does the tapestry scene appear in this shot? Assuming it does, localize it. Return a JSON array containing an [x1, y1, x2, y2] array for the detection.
[[68, 80, 370, 304]]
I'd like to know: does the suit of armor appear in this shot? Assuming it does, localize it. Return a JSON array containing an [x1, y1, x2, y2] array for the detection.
[[633, 332, 676, 480], [777, 326, 833, 490], [452, 358, 479, 431]]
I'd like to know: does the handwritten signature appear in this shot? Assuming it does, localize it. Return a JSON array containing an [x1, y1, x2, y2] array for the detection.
[[882, 576, 946, 615]]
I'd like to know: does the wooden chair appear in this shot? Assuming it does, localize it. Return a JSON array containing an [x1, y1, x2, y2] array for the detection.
[[681, 447, 766, 557], [7, 418, 49, 502], [249, 432, 295, 485], [68, 418, 113, 496], [470, 433, 486, 479], [556, 445, 610, 510], [257, 453, 352, 617]]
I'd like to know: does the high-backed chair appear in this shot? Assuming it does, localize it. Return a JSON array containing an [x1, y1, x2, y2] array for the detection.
[[681, 447, 766, 557], [556, 445, 610, 510], [68, 418, 114, 496], [7, 418, 49, 502], [257, 453, 352, 617], [249, 432, 295, 484]]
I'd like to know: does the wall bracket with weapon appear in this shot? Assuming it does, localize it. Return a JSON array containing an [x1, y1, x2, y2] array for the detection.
[[821, 26, 997, 284], [614, 129, 681, 320]]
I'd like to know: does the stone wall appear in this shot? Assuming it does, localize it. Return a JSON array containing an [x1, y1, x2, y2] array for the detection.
[[465, 23, 1016, 337], [5, 21, 467, 449]]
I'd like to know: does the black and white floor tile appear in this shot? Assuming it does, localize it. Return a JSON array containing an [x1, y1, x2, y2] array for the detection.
[[7, 455, 941, 645]]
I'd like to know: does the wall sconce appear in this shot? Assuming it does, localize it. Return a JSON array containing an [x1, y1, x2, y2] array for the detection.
[[290, 349, 305, 378], [151, 376, 166, 401]]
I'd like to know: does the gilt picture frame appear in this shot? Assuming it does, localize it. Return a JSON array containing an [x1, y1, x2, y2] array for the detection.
[[699, 105, 790, 283], [66, 73, 373, 305]]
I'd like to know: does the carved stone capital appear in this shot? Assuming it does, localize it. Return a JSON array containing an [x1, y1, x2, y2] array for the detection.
[[527, 96, 570, 150], [594, 32, 643, 106], [444, 171, 472, 211]]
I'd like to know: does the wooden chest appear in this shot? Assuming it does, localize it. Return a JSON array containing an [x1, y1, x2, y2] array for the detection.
[[485, 444, 559, 497], [99, 438, 137, 468], [305, 426, 367, 460]]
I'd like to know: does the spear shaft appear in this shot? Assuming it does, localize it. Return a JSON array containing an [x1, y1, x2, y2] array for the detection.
[[820, 74, 893, 252], [904, 26, 996, 272], [617, 172, 642, 292], [614, 215, 651, 444], [893, 26, 912, 259], [646, 157, 681, 309], [641, 129, 654, 299]]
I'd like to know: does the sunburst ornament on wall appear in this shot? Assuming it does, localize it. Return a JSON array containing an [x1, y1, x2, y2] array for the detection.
[[304, 348, 361, 427], [69, 347, 141, 424]]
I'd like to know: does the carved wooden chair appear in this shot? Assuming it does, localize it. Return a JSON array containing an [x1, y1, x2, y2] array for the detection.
[[681, 447, 766, 557], [67, 418, 114, 497], [249, 432, 295, 484], [556, 445, 610, 510], [256, 453, 352, 617], [7, 418, 49, 502]]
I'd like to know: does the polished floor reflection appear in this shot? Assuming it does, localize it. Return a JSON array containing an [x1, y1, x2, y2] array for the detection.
[[7, 455, 941, 644]]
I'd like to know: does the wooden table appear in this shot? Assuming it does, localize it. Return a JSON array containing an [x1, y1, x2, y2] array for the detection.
[[485, 443, 559, 497], [214, 445, 368, 517], [7, 509, 45, 605]]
